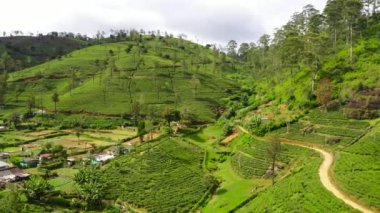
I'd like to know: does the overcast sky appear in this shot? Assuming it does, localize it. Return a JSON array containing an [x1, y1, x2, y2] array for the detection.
[[1, 0, 327, 44]]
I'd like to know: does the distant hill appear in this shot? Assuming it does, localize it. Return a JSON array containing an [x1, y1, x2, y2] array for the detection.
[[0, 36, 88, 72]]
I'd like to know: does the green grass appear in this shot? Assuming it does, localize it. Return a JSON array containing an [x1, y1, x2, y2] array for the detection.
[[203, 159, 270, 213], [102, 138, 210, 212], [48, 168, 78, 194], [334, 123, 380, 209]]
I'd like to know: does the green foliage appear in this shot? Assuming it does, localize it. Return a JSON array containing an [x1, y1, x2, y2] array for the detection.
[[0, 189, 23, 213], [23, 175, 54, 201], [74, 166, 105, 209]]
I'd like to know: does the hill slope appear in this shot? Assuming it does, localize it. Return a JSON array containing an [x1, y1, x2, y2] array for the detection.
[[0, 36, 87, 71], [4, 36, 238, 121]]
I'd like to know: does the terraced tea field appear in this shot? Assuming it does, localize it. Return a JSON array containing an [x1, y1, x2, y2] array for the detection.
[[334, 122, 380, 209], [237, 158, 357, 213], [231, 134, 314, 178], [102, 138, 210, 212], [270, 110, 370, 148]]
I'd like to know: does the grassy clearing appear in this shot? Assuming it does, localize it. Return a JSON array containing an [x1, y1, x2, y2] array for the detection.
[[48, 168, 78, 194], [203, 159, 270, 212]]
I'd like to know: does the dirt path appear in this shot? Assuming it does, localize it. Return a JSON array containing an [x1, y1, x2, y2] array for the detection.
[[221, 131, 239, 144], [237, 126, 376, 213]]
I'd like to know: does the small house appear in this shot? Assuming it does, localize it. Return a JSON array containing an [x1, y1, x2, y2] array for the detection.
[[92, 153, 115, 164], [20, 158, 39, 168], [0, 167, 29, 183], [0, 153, 10, 159], [67, 158, 76, 166], [39, 153, 53, 164], [0, 161, 9, 170], [0, 125, 7, 132], [261, 117, 271, 123]]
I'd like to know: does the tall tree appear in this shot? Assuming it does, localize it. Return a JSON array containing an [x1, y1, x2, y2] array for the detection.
[[267, 140, 282, 185], [324, 0, 345, 50], [316, 78, 334, 111], [238, 43, 250, 61], [345, 0, 363, 63], [137, 120, 146, 142], [51, 92, 59, 114], [226, 40, 238, 58]]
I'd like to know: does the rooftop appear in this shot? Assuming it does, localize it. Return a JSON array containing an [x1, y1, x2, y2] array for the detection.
[[0, 161, 9, 168]]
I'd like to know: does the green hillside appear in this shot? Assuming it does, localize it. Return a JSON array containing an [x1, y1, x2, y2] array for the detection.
[[3, 36, 237, 121]]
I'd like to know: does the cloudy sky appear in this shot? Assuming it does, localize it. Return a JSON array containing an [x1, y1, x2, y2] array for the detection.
[[1, 0, 327, 44]]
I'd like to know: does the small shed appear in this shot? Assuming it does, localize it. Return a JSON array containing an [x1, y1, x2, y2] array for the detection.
[[20, 158, 39, 168]]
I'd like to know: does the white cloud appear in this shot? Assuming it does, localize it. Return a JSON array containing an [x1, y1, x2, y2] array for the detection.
[[0, 0, 327, 44]]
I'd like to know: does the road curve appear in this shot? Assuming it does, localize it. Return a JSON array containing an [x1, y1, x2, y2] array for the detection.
[[237, 126, 376, 213]]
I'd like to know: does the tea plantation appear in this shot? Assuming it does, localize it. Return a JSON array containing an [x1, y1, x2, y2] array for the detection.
[[270, 110, 370, 147], [334, 122, 380, 209], [102, 138, 210, 212], [231, 134, 316, 179], [237, 158, 356, 213]]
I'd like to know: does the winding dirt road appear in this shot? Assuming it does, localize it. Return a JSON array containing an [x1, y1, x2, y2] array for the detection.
[[238, 126, 376, 213]]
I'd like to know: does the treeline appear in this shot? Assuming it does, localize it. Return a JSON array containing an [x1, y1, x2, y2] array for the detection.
[[227, 0, 380, 108]]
